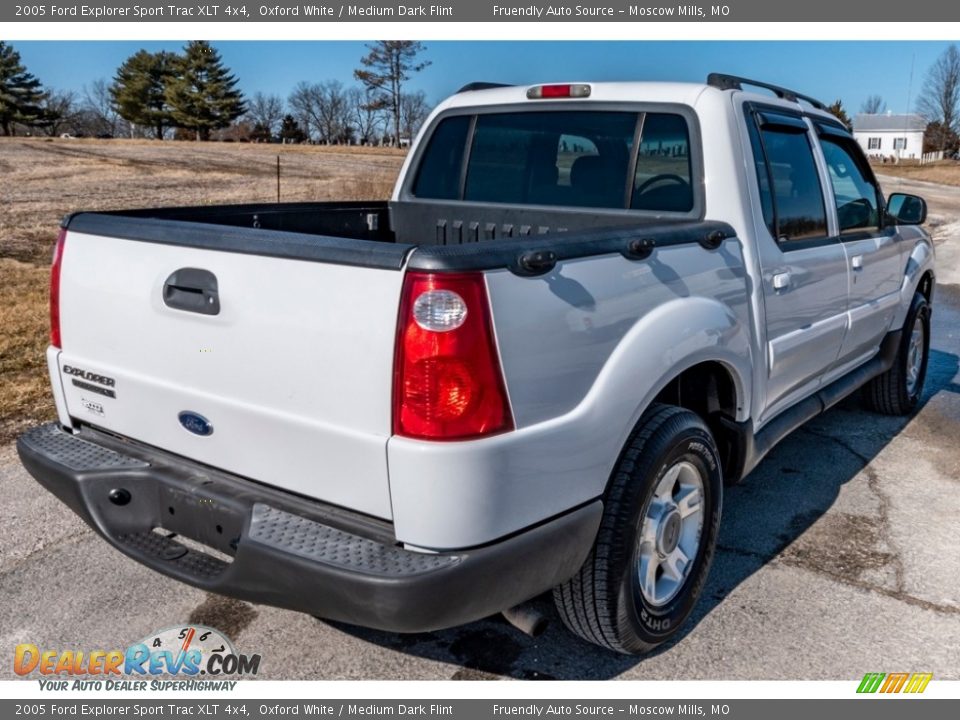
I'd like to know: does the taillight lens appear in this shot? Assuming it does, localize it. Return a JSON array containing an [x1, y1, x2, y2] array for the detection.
[[50, 228, 66, 349], [393, 272, 514, 440]]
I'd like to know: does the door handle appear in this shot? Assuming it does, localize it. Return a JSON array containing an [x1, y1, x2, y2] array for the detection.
[[772, 271, 791, 291], [163, 268, 220, 315], [851, 254, 864, 271]]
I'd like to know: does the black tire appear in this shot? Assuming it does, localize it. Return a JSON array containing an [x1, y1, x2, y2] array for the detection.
[[862, 292, 931, 416], [553, 404, 723, 654]]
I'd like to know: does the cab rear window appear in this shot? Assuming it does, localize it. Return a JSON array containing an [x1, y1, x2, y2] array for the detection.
[[411, 110, 695, 213]]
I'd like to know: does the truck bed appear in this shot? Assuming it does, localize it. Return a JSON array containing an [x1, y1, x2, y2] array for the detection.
[[63, 200, 733, 275]]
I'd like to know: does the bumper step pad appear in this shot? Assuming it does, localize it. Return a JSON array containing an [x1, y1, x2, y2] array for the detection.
[[118, 530, 229, 580], [19, 424, 148, 472], [249, 503, 459, 576]]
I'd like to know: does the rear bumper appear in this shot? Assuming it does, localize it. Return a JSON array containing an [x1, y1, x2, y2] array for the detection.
[[17, 423, 602, 633]]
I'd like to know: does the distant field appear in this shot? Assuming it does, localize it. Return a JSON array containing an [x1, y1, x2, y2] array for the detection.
[[870, 159, 960, 187], [0, 137, 405, 443]]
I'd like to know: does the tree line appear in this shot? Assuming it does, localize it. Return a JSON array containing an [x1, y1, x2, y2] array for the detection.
[[8, 40, 960, 154], [0, 40, 432, 145]]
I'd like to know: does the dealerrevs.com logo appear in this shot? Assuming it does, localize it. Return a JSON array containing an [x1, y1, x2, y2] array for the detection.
[[14, 625, 260, 691]]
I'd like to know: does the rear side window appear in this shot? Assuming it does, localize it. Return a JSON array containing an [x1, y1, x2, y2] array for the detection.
[[410, 110, 697, 214], [747, 113, 828, 245], [411, 115, 470, 200], [632, 113, 693, 212]]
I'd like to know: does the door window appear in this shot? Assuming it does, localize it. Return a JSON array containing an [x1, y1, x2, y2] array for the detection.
[[820, 137, 881, 233], [747, 113, 828, 246]]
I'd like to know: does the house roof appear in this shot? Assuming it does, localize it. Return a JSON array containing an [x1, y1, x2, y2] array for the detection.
[[853, 113, 926, 132]]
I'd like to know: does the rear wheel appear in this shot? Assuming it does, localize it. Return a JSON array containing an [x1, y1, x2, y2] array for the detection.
[[862, 292, 930, 416], [553, 404, 722, 654]]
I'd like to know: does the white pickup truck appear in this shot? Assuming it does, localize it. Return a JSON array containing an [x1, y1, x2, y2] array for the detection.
[[18, 75, 934, 654]]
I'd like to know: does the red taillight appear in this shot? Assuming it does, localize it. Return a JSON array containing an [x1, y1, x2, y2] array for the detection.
[[393, 272, 514, 440], [50, 228, 66, 349]]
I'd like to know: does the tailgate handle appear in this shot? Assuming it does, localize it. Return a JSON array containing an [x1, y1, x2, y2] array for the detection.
[[163, 268, 220, 316]]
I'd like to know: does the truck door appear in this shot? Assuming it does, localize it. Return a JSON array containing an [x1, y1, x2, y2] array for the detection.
[[744, 108, 849, 424], [815, 125, 904, 366]]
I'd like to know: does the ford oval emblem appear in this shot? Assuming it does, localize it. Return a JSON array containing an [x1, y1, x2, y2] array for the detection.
[[178, 411, 213, 437]]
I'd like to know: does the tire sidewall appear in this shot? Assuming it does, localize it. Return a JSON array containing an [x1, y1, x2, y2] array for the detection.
[[900, 294, 931, 409], [618, 422, 723, 648]]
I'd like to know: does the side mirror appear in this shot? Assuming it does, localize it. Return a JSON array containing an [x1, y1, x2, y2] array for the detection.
[[887, 193, 927, 225]]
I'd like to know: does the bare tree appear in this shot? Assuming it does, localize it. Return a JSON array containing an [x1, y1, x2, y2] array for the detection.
[[247, 92, 284, 136], [860, 94, 886, 114], [347, 87, 383, 145], [81, 78, 123, 136], [289, 81, 351, 144], [38, 89, 78, 136], [399, 90, 430, 144], [315, 80, 351, 143], [354, 41, 430, 146], [288, 81, 321, 142], [917, 44, 960, 153]]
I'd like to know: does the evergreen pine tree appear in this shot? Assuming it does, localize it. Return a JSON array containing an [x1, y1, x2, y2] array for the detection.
[[166, 41, 245, 141], [250, 121, 272, 143], [0, 41, 45, 136], [278, 114, 306, 144], [826, 99, 851, 128], [109, 49, 178, 139]]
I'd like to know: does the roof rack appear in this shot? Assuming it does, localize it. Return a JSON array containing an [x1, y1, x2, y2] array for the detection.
[[456, 82, 513, 93], [706, 73, 827, 111]]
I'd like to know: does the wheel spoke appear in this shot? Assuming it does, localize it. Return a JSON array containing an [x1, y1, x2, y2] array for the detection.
[[676, 486, 702, 519], [639, 555, 659, 602], [640, 515, 658, 545], [663, 548, 689, 582], [654, 464, 682, 501]]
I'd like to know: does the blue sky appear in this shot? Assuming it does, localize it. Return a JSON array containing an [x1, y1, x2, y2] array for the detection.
[[12, 40, 956, 115]]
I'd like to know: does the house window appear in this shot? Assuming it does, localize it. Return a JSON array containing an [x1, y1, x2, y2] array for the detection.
[[868, 137, 881, 150], [893, 137, 908, 150]]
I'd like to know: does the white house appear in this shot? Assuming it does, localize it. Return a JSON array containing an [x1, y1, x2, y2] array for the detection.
[[852, 112, 926, 161]]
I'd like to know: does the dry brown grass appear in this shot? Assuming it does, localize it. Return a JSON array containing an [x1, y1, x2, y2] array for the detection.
[[0, 260, 51, 443], [869, 159, 960, 187], [0, 137, 405, 443]]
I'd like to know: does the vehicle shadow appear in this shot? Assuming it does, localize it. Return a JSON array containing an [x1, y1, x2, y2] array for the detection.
[[324, 348, 960, 679]]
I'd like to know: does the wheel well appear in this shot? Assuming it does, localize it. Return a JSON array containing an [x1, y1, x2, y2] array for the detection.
[[651, 362, 742, 481], [918, 271, 934, 302]]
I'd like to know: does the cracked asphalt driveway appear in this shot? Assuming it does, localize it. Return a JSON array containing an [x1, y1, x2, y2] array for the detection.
[[2, 219, 960, 683]]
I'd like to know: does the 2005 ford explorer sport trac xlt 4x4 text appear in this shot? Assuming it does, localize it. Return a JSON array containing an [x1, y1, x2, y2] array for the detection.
[[18, 75, 935, 654]]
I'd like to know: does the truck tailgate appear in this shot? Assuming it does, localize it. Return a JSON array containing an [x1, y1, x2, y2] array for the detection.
[[55, 229, 404, 520]]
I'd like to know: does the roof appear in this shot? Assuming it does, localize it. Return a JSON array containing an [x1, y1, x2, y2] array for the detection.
[[438, 81, 711, 112], [853, 113, 927, 132], [432, 81, 837, 125]]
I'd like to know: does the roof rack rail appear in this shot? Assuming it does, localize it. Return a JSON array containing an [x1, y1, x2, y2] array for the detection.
[[706, 73, 827, 111], [456, 82, 513, 93]]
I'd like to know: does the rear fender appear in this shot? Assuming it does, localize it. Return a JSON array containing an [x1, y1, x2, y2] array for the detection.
[[388, 295, 752, 549]]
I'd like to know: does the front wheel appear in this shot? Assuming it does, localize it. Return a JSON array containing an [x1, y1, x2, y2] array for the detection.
[[553, 404, 723, 654], [862, 292, 931, 415]]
